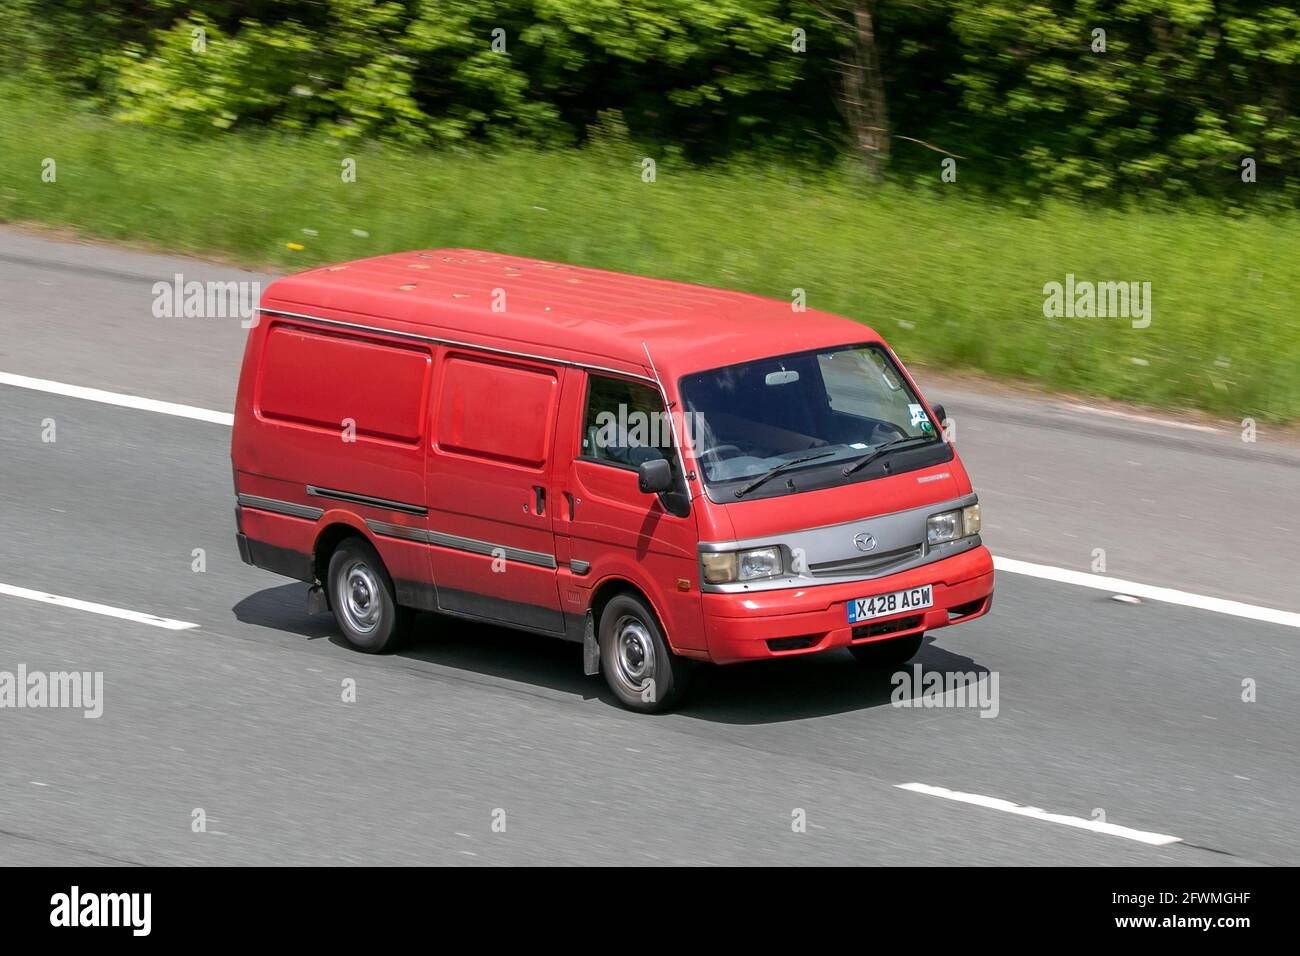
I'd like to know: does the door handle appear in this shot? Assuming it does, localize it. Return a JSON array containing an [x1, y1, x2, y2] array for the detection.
[[563, 491, 576, 520], [533, 485, 546, 515]]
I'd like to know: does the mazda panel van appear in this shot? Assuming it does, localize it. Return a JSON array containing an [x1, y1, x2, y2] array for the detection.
[[232, 250, 994, 712]]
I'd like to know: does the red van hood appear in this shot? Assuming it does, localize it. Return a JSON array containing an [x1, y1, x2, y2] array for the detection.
[[705, 460, 969, 541]]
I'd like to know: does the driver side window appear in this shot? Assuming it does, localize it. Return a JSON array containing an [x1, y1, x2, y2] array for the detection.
[[581, 375, 676, 472]]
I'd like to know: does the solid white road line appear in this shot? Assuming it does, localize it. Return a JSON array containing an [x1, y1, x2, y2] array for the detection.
[[0, 371, 234, 426], [897, 783, 1182, 847], [5, 370, 1299, 630], [0, 582, 199, 631], [993, 556, 1300, 629]]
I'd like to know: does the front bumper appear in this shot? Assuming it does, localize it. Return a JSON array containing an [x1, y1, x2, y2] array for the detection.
[[701, 545, 994, 664]]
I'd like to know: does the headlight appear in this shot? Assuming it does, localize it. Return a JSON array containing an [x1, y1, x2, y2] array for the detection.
[[927, 503, 981, 545], [926, 510, 962, 544], [701, 546, 782, 584]]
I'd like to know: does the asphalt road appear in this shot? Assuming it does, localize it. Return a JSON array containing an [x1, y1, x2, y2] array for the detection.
[[1, 227, 1297, 865]]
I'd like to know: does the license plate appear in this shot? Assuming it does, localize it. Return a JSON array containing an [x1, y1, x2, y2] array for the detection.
[[848, 585, 933, 623]]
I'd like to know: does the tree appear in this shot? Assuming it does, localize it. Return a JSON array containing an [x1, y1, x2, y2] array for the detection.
[[813, 1, 892, 178]]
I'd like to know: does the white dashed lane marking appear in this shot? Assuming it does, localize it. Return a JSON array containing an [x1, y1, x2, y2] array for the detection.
[[0, 371, 234, 425], [897, 783, 1182, 847], [0, 582, 199, 631]]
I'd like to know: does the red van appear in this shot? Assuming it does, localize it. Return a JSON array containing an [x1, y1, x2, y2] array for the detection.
[[232, 250, 993, 711]]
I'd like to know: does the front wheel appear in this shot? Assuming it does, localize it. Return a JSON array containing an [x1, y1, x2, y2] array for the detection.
[[848, 632, 924, 670], [327, 537, 411, 653], [599, 594, 690, 713]]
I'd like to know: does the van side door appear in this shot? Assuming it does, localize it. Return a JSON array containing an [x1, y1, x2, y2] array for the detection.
[[424, 348, 564, 633]]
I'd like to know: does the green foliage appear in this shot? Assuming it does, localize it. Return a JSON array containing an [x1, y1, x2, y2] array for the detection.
[[945, 1, 1300, 198], [0, 0, 1296, 197]]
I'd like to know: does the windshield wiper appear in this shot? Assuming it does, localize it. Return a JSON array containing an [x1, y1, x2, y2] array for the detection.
[[734, 451, 837, 498], [841, 435, 934, 478]]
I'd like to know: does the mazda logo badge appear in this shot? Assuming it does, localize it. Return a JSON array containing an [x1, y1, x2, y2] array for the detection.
[[853, 532, 876, 552]]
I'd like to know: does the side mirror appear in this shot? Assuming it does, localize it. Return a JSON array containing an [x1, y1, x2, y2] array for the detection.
[[930, 404, 947, 427], [637, 458, 673, 494]]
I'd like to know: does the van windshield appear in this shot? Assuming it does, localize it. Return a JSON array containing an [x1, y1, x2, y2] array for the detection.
[[678, 344, 947, 500]]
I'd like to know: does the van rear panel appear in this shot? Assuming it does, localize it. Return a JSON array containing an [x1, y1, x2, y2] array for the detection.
[[232, 308, 434, 603]]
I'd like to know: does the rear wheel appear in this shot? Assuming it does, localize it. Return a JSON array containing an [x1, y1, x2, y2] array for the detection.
[[327, 537, 411, 653], [599, 593, 690, 713], [848, 632, 924, 670]]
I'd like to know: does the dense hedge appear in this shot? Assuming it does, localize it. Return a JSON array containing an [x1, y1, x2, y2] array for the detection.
[[2, 1, 1297, 200]]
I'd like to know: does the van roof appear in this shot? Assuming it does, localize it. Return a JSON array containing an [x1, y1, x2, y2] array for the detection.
[[262, 249, 883, 380]]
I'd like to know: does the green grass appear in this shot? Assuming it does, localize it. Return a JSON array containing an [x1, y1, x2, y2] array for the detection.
[[3, 82, 1298, 421]]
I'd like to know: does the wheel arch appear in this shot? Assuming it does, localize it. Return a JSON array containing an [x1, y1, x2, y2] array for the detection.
[[588, 575, 677, 652], [312, 518, 372, 585]]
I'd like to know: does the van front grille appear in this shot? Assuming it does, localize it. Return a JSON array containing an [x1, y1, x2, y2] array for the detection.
[[808, 543, 922, 579]]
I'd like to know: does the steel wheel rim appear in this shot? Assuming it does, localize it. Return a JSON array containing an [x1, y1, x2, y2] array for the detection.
[[337, 559, 382, 634], [612, 614, 655, 691]]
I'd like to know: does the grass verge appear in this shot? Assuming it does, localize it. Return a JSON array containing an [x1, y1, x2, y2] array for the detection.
[[2, 82, 1297, 421]]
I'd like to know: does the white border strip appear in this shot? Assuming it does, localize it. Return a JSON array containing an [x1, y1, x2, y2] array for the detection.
[[0, 582, 199, 631], [897, 783, 1181, 846], [993, 556, 1300, 629], [0, 372, 233, 426]]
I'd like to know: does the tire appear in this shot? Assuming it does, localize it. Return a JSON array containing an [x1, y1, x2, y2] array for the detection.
[[848, 632, 924, 670], [327, 537, 411, 653], [598, 593, 690, 713]]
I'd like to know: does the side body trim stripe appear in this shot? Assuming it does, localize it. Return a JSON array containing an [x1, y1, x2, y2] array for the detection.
[[307, 485, 427, 516], [366, 519, 557, 569], [236, 498, 560, 570], [237, 494, 324, 521]]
